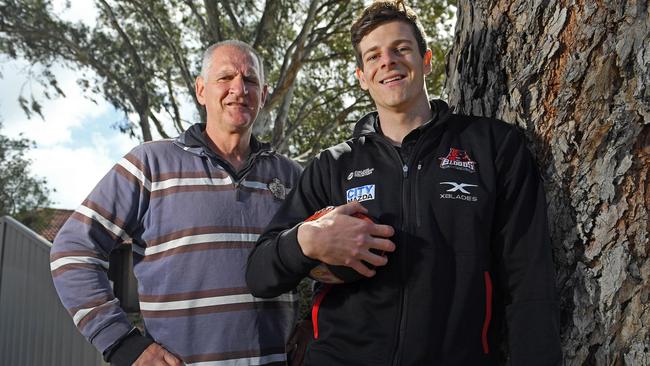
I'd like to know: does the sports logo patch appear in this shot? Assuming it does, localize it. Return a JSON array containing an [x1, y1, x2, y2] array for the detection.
[[439, 181, 479, 202], [346, 168, 374, 180], [267, 178, 287, 200], [346, 184, 376, 203], [439, 148, 477, 173]]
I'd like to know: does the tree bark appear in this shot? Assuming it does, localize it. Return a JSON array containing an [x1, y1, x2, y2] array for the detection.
[[446, 1, 649, 364]]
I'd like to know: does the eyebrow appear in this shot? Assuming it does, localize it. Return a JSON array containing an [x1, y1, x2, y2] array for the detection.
[[362, 38, 414, 58]]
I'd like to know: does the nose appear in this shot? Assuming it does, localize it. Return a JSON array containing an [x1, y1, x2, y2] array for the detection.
[[229, 75, 248, 96], [379, 50, 397, 68]]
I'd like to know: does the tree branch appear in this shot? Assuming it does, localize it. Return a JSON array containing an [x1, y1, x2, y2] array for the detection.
[[182, 0, 212, 41], [253, 0, 280, 49], [148, 112, 171, 139], [219, 0, 243, 35], [266, 0, 320, 110], [165, 68, 184, 133], [203, 0, 223, 41]]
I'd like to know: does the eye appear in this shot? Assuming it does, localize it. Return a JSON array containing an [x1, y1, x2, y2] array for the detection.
[[244, 76, 259, 85], [365, 53, 379, 62], [396, 46, 411, 54], [216, 75, 234, 82]]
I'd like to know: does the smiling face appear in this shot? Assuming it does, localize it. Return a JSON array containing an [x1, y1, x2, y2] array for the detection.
[[355, 21, 432, 114], [195, 45, 268, 134]]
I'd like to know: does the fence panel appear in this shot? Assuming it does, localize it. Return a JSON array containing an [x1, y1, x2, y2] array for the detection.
[[0, 216, 105, 366]]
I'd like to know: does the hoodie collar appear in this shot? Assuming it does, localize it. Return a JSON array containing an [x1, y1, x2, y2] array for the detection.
[[352, 99, 451, 138], [176, 123, 270, 157]]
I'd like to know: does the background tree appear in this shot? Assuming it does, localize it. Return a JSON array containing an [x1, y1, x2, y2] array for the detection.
[[446, 1, 649, 364], [0, 0, 455, 159], [0, 122, 53, 223]]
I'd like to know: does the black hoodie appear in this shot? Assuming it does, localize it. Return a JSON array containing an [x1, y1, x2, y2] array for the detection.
[[246, 100, 561, 365]]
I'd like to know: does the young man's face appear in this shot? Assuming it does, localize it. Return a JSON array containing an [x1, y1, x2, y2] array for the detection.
[[355, 21, 432, 113], [196, 45, 268, 134]]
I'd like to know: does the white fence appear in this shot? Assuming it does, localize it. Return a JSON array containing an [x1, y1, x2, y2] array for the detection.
[[0, 216, 104, 365]]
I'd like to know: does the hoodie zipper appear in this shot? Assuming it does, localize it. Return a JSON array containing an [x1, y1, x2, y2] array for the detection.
[[206, 150, 271, 201], [415, 161, 423, 228], [366, 135, 410, 366]]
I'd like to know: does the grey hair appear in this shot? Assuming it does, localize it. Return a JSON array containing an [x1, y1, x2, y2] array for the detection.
[[199, 40, 265, 84]]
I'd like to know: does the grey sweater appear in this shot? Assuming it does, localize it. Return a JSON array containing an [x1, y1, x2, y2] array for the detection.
[[51, 124, 302, 365]]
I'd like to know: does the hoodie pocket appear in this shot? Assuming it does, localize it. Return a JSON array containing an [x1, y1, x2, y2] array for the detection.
[[311, 284, 333, 339], [482, 271, 493, 354]]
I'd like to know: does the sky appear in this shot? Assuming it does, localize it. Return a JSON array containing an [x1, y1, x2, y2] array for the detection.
[[0, 1, 137, 209], [1, 1, 457, 210]]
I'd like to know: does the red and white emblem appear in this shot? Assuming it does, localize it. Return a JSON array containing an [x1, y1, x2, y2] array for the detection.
[[438, 148, 477, 173]]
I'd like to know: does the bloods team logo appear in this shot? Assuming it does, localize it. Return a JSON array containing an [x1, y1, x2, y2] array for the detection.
[[438, 148, 477, 173], [346, 184, 376, 203]]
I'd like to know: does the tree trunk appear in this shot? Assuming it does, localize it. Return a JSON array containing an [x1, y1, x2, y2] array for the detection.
[[446, 1, 649, 364]]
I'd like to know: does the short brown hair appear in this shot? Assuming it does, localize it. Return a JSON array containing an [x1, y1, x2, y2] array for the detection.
[[350, 0, 428, 68]]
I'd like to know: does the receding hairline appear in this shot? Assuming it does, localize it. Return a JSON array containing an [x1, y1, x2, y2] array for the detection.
[[200, 40, 265, 83]]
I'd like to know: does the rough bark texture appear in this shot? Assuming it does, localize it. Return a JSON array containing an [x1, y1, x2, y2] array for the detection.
[[446, 1, 649, 364]]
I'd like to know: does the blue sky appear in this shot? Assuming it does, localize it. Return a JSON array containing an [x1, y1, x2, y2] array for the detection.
[[1, 58, 138, 209], [0, 0, 157, 209]]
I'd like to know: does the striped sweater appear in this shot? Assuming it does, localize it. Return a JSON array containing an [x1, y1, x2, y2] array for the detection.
[[51, 124, 302, 365]]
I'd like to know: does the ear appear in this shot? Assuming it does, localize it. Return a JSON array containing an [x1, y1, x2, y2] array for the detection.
[[355, 67, 369, 91], [195, 76, 206, 105], [423, 49, 433, 75], [260, 84, 268, 106]]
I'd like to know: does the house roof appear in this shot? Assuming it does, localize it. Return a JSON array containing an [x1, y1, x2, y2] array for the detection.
[[29, 208, 74, 242]]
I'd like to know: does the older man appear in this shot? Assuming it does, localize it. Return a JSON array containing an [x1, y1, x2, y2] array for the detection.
[[51, 40, 301, 366]]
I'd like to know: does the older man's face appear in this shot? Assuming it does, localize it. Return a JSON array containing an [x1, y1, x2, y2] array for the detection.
[[196, 45, 267, 134]]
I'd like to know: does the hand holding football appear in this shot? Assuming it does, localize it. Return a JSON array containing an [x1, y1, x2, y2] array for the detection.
[[298, 202, 395, 283]]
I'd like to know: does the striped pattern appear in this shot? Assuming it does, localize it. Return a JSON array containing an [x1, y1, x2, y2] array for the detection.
[[50, 127, 301, 364], [143, 232, 259, 257], [73, 298, 120, 326], [140, 290, 294, 318], [115, 157, 277, 198], [186, 353, 286, 366]]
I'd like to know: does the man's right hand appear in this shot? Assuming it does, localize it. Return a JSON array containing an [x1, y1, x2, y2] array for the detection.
[[297, 201, 395, 278], [133, 343, 183, 366]]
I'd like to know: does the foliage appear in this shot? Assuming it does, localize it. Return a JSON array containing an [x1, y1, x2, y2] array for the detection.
[[0, 0, 455, 159], [0, 122, 53, 222]]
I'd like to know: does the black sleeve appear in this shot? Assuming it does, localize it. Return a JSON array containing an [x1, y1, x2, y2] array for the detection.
[[103, 327, 154, 365], [246, 155, 331, 298], [491, 128, 562, 365]]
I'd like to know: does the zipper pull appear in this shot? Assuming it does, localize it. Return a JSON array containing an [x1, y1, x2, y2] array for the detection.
[[402, 164, 408, 178], [417, 162, 422, 170], [234, 181, 241, 201]]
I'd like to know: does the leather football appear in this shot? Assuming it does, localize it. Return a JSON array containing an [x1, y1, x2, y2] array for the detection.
[[304, 206, 379, 284]]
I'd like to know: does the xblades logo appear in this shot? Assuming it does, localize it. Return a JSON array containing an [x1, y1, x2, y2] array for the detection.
[[440, 182, 477, 194], [439, 182, 479, 202]]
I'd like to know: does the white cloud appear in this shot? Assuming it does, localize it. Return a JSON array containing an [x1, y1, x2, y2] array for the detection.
[[27, 131, 135, 209], [1, 57, 138, 209], [1, 59, 111, 146]]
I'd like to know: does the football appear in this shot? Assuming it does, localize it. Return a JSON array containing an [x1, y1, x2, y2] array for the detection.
[[304, 206, 380, 284]]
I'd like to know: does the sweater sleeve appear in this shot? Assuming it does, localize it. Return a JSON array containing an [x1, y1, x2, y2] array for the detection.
[[491, 128, 562, 365], [50, 146, 151, 356], [246, 155, 330, 298]]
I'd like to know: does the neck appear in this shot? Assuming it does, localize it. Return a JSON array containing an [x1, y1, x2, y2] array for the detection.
[[376, 97, 432, 144], [204, 126, 252, 171]]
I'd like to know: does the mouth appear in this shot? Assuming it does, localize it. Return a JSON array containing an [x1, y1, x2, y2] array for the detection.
[[225, 101, 249, 108], [380, 75, 405, 84]]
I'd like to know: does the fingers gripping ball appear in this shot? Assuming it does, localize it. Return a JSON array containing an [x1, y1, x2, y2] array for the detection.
[[305, 206, 381, 284]]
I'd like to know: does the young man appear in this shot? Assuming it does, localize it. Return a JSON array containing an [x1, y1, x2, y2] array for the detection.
[[51, 41, 302, 366], [247, 1, 561, 365]]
